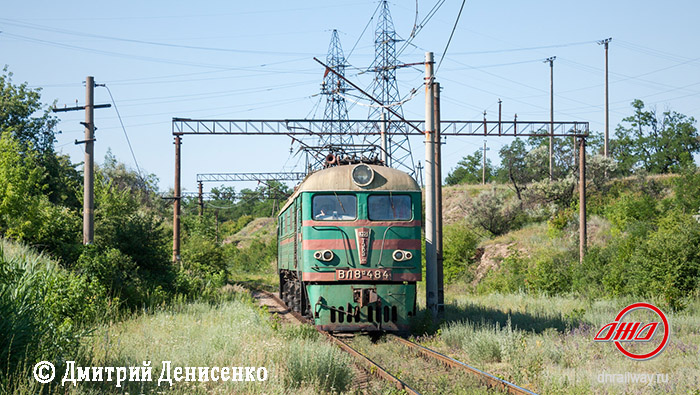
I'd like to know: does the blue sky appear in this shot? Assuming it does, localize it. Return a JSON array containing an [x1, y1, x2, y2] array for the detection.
[[2, 0, 699, 194]]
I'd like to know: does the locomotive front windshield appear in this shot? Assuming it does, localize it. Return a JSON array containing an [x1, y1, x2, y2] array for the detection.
[[312, 194, 357, 220], [368, 194, 412, 220]]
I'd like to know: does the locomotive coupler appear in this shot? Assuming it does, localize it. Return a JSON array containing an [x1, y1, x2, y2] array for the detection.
[[353, 287, 379, 308]]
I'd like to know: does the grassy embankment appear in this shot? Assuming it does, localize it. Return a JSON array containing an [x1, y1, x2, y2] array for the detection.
[[406, 174, 700, 394], [3, 237, 386, 394]]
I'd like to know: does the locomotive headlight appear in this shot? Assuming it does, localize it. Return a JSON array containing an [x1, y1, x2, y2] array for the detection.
[[392, 250, 413, 261], [314, 250, 335, 262], [352, 164, 374, 187]]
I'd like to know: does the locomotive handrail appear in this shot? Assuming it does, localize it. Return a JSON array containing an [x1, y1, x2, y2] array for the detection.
[[310, 266, 336, 272]]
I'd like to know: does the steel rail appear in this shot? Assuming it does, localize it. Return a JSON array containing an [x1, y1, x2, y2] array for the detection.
[[321, 333, 421, 395], [387, 334, 538, 395], [255, 289, 421, 394]]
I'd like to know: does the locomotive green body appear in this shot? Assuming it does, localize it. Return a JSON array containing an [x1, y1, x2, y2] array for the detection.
[[277, 164, 421, 332]]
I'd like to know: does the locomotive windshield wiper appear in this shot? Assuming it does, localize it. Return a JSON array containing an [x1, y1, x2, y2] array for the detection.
[[333, 191, 346, 214], [389, 191, 396, 219]]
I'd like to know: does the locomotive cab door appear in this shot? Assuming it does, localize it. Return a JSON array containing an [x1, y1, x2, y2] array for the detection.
[[295, 199, 309, 316]]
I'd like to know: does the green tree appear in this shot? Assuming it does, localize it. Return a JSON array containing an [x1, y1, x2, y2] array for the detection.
[[498, 138, 541, 200], [0, 68, 81, 209], [0, 67, 57, 154], [0, 134, 81, 261], [446, 149, 494, 185], [93, 168, 170, 278], [612, 100, 700, 174]]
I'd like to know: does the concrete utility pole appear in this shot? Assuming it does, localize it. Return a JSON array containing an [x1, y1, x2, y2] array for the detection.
[[424, 52, 439, 319], [498, 99, 502, 135], [433, 82, 444, 316], [481, 140, 490, 185], [599, 37, 612, 158], [83, 76, 95, 244], [416, 161, 424, 188], [51, 76, 111, 245], [381, 111, 388, 165], [544, 57, 556, 180]]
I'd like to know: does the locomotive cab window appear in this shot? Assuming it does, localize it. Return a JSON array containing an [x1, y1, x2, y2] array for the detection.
[[312, 194, 357, 221], [368, 194, 412, 221]]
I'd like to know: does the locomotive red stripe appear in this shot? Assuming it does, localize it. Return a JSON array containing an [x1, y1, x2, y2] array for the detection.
[[302, 219, 421, 228], [302, 238, 420, 250], [302, 271, 421, 282], [279, 236, 295, 246]]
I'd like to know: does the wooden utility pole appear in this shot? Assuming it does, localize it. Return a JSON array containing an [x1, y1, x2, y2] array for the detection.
[[544, 57, 555, 180], [424, 52, 438, 318], [51, 76, 111, 245], [433, 82, 444, 316]]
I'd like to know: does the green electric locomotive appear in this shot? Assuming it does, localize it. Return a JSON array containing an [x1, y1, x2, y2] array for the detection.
[[277, 162, 421, 332]]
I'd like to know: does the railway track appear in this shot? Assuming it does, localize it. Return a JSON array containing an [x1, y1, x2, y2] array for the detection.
[[252, 288, 537, 395], [386, 335, 537, 395]]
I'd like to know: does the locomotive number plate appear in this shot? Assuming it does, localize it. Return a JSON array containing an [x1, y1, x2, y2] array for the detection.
[[336, 268, 392, 281]]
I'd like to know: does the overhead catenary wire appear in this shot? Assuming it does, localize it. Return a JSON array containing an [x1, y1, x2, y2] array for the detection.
[[346, 1, 382, 60], [0, 18, 321, 56], [435, 0, 466, 75], [396, 0, 446, 58], [99, 84, 142, 178]]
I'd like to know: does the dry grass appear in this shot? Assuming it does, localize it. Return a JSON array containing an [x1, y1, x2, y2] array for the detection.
[[347, 335, 498, 394], [46, 293, 359, 394], [224, 217, 276, 248], [418, 292, 700, 394]]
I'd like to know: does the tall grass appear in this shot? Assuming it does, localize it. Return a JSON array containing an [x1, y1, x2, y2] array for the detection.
[[0, 239, 112, 388], [429, 292, 700, 394], [75, 293, 355, 394], [285, 342, 354, 392]]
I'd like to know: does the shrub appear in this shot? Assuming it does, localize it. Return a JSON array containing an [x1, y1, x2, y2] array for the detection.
[[571, 246, 608, 297], [228, 239, 277, 274], [523, 175, 576, 209], [465, 188, 523, 236], [630, 209, 700, 309], [605, 192, 660, 231], [182, 234, 226, 274], [442, 221, 479, 282], [672, 167, 700, 214], [525, 255, 572, 295], [75, 244, 144, 307], [586, 154, 617, 192], [478, 248, 527, 294], [547, 207, 575, 238]]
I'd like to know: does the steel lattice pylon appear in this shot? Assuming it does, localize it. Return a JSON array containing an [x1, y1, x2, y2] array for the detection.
[[365, 0, 416, 176], [305, 30, 371, 171], [320, 30, 351, 148]]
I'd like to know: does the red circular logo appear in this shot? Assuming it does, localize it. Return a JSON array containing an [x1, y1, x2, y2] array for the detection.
[[612, 303, 670, 360]]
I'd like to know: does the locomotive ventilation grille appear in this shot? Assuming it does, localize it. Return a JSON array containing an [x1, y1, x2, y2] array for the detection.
[[328, 304, 398, 324]]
